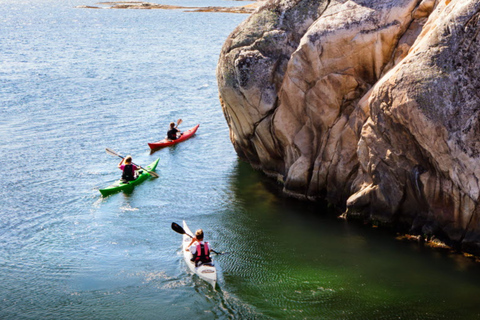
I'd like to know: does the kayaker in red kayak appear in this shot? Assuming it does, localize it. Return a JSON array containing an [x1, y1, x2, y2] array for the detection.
[[167, 122, 183, 141], [118, 155, 138, 182], [185, 229, 213, 267]]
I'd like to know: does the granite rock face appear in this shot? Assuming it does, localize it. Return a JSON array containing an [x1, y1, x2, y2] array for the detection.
[[217, 0, 480, 254]]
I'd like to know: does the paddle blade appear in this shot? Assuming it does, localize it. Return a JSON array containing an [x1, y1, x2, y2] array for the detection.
[[177, 118, 183, 127], [211, 250, 230, 255], [147, 170, 159, 178], [171, 222, 186, 235], [106, 148, 122, 158]]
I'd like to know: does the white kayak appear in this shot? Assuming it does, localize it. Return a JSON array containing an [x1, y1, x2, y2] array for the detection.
[[182, 220, 217, 288]]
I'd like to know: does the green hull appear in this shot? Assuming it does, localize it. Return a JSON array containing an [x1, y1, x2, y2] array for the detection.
[[99, 158, 160, 197]]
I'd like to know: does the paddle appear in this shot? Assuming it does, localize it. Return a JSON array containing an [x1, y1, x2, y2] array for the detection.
[[105, 148, 159, 178], [175, 118, 183, 138], [176, 118, 182, 128], [171, 222, 229, 255], [171, 221, 193, 237]]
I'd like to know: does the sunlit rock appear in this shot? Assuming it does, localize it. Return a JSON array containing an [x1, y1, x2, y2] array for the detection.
[[217, 0, 480, 254]]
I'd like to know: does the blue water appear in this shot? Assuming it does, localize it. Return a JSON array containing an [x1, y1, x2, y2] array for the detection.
[[2, 0, 480, 319]]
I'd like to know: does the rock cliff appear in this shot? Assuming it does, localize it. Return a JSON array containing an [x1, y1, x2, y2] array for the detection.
[[217, 0, 480, 254]]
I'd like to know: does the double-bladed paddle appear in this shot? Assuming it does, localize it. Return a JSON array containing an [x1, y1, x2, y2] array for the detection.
[[171, 222, 229, 255], [105, 148, 159, 178]]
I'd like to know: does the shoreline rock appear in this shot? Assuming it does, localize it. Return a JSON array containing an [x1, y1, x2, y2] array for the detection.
[[217, 0, 480, 257], [77, 1, 260, 13]]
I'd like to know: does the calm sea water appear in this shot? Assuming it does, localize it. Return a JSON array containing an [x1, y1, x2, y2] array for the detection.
[[2, 0, 480, 319]]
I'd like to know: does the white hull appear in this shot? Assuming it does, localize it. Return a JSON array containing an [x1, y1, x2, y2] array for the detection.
[[182, 220, 217, 288]]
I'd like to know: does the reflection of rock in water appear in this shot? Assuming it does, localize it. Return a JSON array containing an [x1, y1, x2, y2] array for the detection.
[[76, 1, 259, 13]]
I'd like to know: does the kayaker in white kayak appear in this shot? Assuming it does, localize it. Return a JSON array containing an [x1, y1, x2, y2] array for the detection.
[[118, 155, 138, 182], [185, 229, 213, 267], [167, 122, 182, 141]]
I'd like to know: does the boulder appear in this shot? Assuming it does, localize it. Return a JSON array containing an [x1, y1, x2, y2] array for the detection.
[[217, 0, 480, 254]]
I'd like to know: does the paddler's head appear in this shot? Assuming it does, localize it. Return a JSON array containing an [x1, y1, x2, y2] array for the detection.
[[195, 229, 204, 241], [170, 122, 175, 129], [124, 156, 132, 164]]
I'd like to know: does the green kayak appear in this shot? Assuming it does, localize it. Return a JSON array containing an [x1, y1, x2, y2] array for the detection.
[[99, 158, 160, 197]]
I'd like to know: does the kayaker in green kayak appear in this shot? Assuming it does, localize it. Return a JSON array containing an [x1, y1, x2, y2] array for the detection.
[[118, 155, 138, 182]]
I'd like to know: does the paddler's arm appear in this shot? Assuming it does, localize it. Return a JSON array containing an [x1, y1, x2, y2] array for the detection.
[[118, 158, 125, 168], [185, 237, 198, 250]]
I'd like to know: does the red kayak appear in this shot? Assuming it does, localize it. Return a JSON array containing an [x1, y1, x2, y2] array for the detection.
[[148, 124, 199, 150]]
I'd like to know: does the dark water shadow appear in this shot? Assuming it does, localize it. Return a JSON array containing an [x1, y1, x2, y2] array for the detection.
[[215, 158, 480, 319]]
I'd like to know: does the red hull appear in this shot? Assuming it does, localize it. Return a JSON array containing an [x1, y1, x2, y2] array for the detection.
[[148, 124, 199, 150]]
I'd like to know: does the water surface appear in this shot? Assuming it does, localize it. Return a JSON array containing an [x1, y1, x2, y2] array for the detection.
[[2, 0, 480, 319]]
